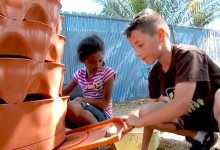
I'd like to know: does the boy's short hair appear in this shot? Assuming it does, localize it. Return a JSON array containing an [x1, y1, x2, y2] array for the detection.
[[124, 9, 170, 38]]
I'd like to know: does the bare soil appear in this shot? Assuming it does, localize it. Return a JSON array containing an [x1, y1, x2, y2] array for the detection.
[[112, 99, 220, 150]]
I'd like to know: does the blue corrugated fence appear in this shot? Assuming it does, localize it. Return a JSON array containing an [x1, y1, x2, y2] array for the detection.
[[61, 13, 220, 103]]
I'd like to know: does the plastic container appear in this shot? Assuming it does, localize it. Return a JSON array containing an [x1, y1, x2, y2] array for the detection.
[[0, 96, 68, 150], [46, 34, 66, 63], [0, 0, 61, 31], [0, 58, 64, 104], [56, 14, 64, 34], [56, 117, 133, 150], [115, 128, 160, 150], [0, 16, 52, 62]]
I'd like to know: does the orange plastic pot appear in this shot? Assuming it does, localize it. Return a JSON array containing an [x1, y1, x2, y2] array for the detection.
[[46, 34, 66, 63], [0, 0, 61, 31], [0, 58, 65, 104], [56, 117, 133, 150], [0, 16, 52, 62], [56, 14, 64, 34], [0, 2, 3, 16], [27, 60, 65, 100], [0, 96, 68, 150]]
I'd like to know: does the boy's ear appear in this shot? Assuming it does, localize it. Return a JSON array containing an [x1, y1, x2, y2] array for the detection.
[[156, 28, 165, 43]]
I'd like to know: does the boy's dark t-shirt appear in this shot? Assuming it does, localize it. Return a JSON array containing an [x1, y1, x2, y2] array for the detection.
[[148, 44, 220, 131]]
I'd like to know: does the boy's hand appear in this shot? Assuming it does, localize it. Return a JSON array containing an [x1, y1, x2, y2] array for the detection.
[[126, 114, 142, 128]]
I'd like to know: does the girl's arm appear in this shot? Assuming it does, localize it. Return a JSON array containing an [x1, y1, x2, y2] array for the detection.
[[75, 76, 115, 109], [62, 80, 78, 96]]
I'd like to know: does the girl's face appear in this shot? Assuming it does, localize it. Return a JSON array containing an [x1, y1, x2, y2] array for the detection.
[[128, 29, 162, 65], [84, 51, 103, 74]]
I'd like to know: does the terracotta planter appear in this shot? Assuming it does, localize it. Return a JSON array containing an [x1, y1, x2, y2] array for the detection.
[[0, 0, 61, 31], [27, 61, 65, 100], [57, 118, 133, 150], [0, 3, 3, 16], [46, 34, 66, 63], [56, 14, 64, 34], [0, 16, 52, 62], [0, 96, 68, 150], [0, 58, 64, 104]]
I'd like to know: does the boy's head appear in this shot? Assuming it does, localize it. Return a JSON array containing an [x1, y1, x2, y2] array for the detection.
[[124, 9, 170, 65], [77, 34, 104, 74], [124, 9, 170, 38]]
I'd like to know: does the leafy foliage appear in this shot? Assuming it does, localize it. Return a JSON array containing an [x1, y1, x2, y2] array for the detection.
[[92, 0, 220, 28]]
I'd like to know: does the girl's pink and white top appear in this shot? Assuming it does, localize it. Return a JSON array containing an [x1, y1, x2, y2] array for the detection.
[[72, 66, 116, 117]]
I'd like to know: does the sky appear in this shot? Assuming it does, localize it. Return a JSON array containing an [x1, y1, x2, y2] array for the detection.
[[60, 0, 102, 14], [60, 0, 219, 31]]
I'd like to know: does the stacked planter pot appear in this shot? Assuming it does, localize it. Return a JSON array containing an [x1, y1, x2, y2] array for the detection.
[[0, 0, 68, 149]]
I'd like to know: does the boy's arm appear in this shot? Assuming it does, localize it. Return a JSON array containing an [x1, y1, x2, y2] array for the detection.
[[127, 81, 196, 127], [75, 76, 114, 109], [62, 80, 77, 96]]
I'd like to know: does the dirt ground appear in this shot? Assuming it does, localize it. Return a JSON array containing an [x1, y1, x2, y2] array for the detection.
[[112, 99, 220, 150]]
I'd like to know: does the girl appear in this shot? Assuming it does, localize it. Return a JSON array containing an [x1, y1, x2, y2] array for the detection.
[[63, 34, 116, 128]]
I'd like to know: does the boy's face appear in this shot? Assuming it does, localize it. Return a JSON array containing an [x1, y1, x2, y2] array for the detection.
[[128, 29, 161, 65]]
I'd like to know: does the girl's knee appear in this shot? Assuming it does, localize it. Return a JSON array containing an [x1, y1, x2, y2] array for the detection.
[[67, 101, 82, 116]]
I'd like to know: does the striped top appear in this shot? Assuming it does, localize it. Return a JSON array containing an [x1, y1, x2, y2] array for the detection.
[[72, 66, 116, 117]]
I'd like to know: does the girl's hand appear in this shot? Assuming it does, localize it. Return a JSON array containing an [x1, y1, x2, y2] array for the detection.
[[126, 114, 142, 128]]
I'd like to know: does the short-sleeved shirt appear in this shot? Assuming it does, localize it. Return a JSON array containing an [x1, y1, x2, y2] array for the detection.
[[72, 66, 116, 117], [149, 44, 220, 123]]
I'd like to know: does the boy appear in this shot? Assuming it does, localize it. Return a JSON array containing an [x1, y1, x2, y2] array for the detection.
[[124, 9, 220, 150]]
